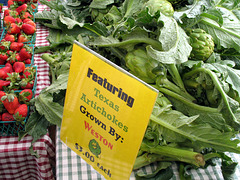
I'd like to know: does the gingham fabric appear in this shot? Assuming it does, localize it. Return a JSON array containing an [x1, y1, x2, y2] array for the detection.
[[0, 5, 55, 180], [0, 134, 55, 180]]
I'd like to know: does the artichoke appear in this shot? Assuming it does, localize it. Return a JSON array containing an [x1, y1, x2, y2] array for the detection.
[[144, 0, 174, 17], [125, 48, 159, 83], [187, 29, 215, 61]]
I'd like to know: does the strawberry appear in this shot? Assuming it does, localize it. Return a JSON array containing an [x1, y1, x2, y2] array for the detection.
[[20, 79, 34, 89], [4, 33, 16, 42], [0, 52, 9, 62], [1, 92, 20, 114], [0, 80, 11, 90], [4, 9, 10, 17], [2, 112, 15, 125], [4, 16, 16, 26], [24, 58, 31, 64], [0, 40, 11, 51], [0, 91, 6, 99], [6, 72, 21, 90], [7, 51, 21, 64], [23, 19, 36, 28], [19, 45, 32, 60], [4, 10, 19, 17], [8, 0, 15, 8], [0, 4, 2, 14], [13, 62, 25, 73], [0, 70, 8, 80], [21, 66, 35, 79], [10, 42, 24, 52], [19, 89, 33, 103], [5, 63, 13, 73], [0, 67, 11, 79], [21, 23, 36, 35], [21, 11, 33, 19], [15, 3, 28, 14], [13, 104, 28, 121], [15, 17, 23, 24], [7, 23, 21, 34], [17, 33, 30, 43]]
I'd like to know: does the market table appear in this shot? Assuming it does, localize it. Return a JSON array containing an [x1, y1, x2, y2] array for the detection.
[[0, 5, 55, 180], [32, 4, 240, 180]]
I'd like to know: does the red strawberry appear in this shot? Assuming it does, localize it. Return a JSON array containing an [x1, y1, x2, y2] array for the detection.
[[19, 45, 32, 60], [0, 4, 2, 14], [19, 89, 33, 102], [15, 4, 28, 14], [21, 66, 35, 79], [20, 79, 34, 89], [21, 11, 33, 19], [4, 16, 16, 26], [2, 112, 15, 125], [4, 9, 10, 17], [0, 91, 6, 99], [5, 63, 13, 73], [4, 10, 19, 18], [17, 33, 30, 43], [10, 42, 24, 52], [4, 34, 16, 42], [22, 24, 36, 35], [1, 92, 20, 114], [24, 19, 36, 28], [8, 0, 15, 8], [13, 103, 28, 121], [0, 80, 11, 90], [0, 67, 11, 79], [25, 59, 31, 64], [7, 51, 21, 64], [15, 18, 23, 24], [0, 40, 11, 51], [13, 62, 25, 73], [7, 23, 21, 34], [0, 52, 9, 62]]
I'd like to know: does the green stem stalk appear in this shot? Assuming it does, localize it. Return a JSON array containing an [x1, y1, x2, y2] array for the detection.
[[157, 87, 218, 113], [183, 68, 238, 125], [96, 38, 162, 51], [140, 143, 205, 167], [133, 153, 175, 170], [168, 64, 196, 102]]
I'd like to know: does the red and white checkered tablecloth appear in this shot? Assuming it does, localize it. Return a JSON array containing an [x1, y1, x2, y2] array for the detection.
[[0, 5, 54, 180]]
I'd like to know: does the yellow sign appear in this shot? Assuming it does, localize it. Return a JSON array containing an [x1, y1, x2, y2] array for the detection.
[[60, 42, 158, 180]]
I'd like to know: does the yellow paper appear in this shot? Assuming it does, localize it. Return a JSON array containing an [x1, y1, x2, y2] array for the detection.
[[60, 42, 158, 180]]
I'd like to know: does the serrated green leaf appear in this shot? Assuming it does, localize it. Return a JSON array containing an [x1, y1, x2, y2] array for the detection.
[[89, 0, 114, 9], [150, 114, 240, 153], [45, 72, 69, 94], [146, 25, 192, 64], [34, 93, 63, 127], [59, 14, 84, 29]]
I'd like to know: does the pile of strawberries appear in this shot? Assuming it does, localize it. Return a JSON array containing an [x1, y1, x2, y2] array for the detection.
[[0, 88, 33, 124], [0, 0, 38, 134]]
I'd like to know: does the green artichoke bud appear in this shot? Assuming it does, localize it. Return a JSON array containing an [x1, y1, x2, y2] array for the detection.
[[125, 48, 158, 83], [144, 0, 174, 17], [187, 29, 215, 61]]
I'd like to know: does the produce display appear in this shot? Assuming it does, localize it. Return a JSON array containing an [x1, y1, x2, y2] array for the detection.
[[0, 0, 37, 136], [6, 0, 240, 179]]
